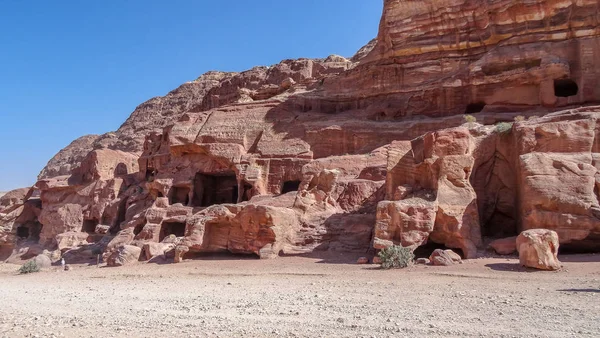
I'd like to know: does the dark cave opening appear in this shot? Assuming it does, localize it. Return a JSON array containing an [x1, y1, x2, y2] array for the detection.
[[16, 221, 43, 241], [241, 182, 253, 202], [159, 221, 187, 242], [554, 79, 579, 97], [114, 162, 128, 176], [16, 226, 29, 239], [192, 172, 238, 207], [281, 180, 301, 194], [111, 198, 129, 235], [82, 219, 99, 233], [414, 241, 465, 259], [465, 102, 486, 115], [134, 223, 145, 236], [169, 186, 190, 206]]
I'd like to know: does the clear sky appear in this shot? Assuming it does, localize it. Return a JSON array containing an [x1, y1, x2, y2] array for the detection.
[[0, 1, 382, 191]]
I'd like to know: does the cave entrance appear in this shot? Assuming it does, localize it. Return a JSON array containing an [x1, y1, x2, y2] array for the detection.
[[111, 198, 129, 235], [145, 168, 156, 182], [241, 182, 253, 202], [281, 180, 301, 194], [482, 212, 518, 238], [114, 163, 128, 176], [159, 221, 187, 242], [414, 241, 464, 259], [82, 219, 99, 233], [554, 79, 579, 97], [134, 223, 145, 236], [16, 221, 43, 241], [16, 226, 29, 239], [192, 172, 238, 207], [465, 102, 486, 114], [169, 186, 190, 206]]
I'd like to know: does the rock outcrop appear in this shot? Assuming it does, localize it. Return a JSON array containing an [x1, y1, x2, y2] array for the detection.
[[320, 0, 600, 117], [2, 0, 600, 264], [516, 229, 561, 270]]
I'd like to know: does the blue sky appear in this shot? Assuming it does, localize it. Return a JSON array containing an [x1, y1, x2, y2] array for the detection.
[[0, 1, 382, 191]]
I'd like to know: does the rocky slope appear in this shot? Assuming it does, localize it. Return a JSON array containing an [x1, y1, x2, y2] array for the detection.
[[3, 0, 600, 264]]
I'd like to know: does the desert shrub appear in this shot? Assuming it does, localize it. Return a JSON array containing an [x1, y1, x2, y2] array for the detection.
[[378, 245, 415, 269], [495, 122, 513, 134], [18, 260, 40, 274], [464, 115, 477, 124], [514, 115, 525, 122]]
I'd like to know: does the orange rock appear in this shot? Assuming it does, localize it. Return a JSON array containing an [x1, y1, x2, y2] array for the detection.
[[489, 237, 517, 255], [516, 229, 561, 270], [106, 245, 142, 267], [429, 249, 455, 266], [3, 1, 600, 263]]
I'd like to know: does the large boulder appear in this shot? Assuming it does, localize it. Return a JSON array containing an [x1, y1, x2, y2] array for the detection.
[[55, 232, 89, 252], [429, 249, 462, 266], [33, 254, 52, 269], [106, 245, 142, 267], [516, 229, 561, 270], [142, 242, 175, 261]]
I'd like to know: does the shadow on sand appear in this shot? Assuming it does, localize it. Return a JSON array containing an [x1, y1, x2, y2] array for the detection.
[[557, 288, 600, 293]]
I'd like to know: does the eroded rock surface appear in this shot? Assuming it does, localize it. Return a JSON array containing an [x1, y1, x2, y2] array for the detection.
[[3, 1, 600, 264], [516, 229, 561, 270]]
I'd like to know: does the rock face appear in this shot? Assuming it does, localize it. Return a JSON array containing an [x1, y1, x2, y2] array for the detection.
[[516, 229, 561, 270], [321, 0, 600, 117], [2, 1, 600, 264], [489, 237, 518, 255]]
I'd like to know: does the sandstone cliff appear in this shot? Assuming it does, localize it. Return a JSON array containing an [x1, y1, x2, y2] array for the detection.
[[3, 0, 600, 264]]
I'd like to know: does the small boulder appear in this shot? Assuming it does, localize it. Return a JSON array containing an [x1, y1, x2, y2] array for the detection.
[[416, 258, 430, 265], [95, 224, 111, 234], [444, 249, 462, 262], [174, 245, 189, 263], [489, 236, 517, 255], [372, 256, 382, 264], [516, 229, 561, 270], [33, 254, 52, 269], [161, 234, 181, 245], [280, 77, 296, 90], [106, 245, 142, 267], [429, 249, 461, 266], [356, 257, 369, 264], [42, 249, 62, 263]]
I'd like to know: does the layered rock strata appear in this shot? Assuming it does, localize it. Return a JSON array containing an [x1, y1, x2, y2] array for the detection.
[[1, 0, 600, 263]]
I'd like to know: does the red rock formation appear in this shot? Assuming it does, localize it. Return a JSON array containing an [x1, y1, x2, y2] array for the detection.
[[318, 0, 600, 117], [2, 0, 600, 264], [516, 229, 561, 270]]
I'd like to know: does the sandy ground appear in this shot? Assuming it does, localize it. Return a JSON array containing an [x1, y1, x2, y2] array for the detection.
[[0, 253, 599, 338]]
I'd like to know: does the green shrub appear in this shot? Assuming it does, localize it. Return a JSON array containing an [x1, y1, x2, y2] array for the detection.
[[18, 260, 40, 274], [464, 115, 477, 124], [378, 245, 414, 269], [495, 122, 513, 134]]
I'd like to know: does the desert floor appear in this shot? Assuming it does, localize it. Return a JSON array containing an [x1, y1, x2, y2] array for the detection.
[[0, 253, 599, 338]]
